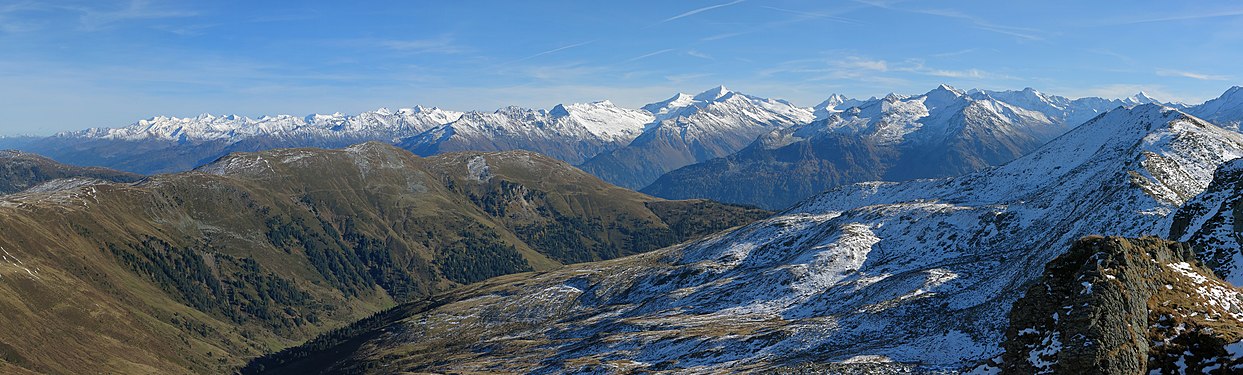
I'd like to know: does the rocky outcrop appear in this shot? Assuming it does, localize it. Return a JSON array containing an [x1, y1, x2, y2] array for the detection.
[[1002, 236, 1243, 374]]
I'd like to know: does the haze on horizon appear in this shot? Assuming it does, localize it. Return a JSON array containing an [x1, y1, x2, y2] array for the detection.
[[1, 0, 1241, 135]]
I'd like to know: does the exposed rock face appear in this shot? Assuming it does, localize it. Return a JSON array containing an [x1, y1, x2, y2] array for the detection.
[[1002, 236, 1243, 374], [1172, 158, 1243, 284]]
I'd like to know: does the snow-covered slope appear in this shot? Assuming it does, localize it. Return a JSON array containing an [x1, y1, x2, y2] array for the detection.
[[260, 105, 1243, 373], [642, 105, 1243, 367], [1189, 86, 1243, 131], [398, 101, 652, 164], [579, 86, 815, 189]]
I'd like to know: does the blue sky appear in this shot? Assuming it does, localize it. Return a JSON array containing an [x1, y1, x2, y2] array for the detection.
[[2, 0, 1242, 135]]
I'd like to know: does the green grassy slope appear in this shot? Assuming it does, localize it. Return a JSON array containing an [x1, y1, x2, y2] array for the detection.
[[0, 143, 768, 374]]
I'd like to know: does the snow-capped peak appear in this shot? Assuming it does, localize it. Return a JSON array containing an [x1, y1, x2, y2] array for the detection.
[[693, 85, 732, 102], [813, 94, 864, 120], [640, 93, 696, 115], [922, 84, 966, 111], [1121, 91, 1161, 106], [549, 104, 571, 117]]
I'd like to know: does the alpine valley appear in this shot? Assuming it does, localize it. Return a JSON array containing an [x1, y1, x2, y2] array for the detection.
[[0, 143, 766, 373], [6, 85, 1243, 374]]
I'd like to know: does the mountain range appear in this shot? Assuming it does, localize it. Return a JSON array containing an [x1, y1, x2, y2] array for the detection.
[[243, 104, 1243, 373], [7, 85, 1218, 203], [641, 84, 1126, 209]]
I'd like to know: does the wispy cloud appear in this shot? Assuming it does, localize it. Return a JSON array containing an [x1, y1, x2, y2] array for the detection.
[[625, 49, 675, 63], [701, 31, 748, 41], [1103, 8, 1243, 25], [0, 0, 199, 33], [698, 3, 867, 42], [0, 1, 48, 33], [376, 35, 469, 54], [852, 0, 1046, 41], [922, 68, 989, 79], [896, 59, 1018, 80], [929, 48, 978, 58], [665, 73, 714, 84], [759, 6, 857, 24], [150, 23, 216, 36], [663, 0, 745, 23], [686, 50, 713, 60], [1156, 69, 1231, 81], [841, 57, 889, 71], [1086, 49, 1137, 66], [509, 62, 611, 81], [508, 41, 594, 64], [74, 0, 199, 31], [762, 54, 1016, 84]]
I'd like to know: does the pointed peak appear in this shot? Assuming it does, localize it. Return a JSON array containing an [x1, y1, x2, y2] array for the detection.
[[1123, 91, 1160, 105], [641, 92, 696, 114], [549, 103, 570, 117], [822, 93, 848, 104], [693, 85, 732, 101], [1208, 86, 1243, 104], [927, 84, 964, 97]]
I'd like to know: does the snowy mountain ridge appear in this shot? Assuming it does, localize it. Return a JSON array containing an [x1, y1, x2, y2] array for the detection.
[[397, 101, 654, 164], [55, 85, 1197, 149], [68, 106, 465, 142], [638, 85, 816, 141], [576, 86, 817, 188]]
